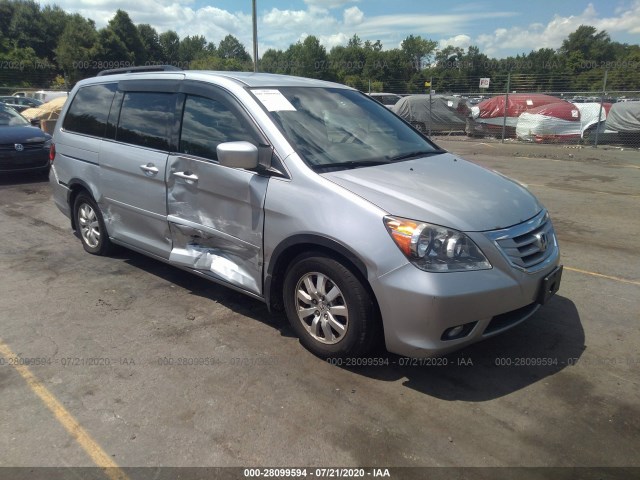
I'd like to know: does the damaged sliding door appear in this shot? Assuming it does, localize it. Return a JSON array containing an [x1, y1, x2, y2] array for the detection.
[[166, 156, 268, 294]]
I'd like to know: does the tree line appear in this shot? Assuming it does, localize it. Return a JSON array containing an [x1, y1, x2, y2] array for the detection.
[[0, 0, 253, 87], [261, 27, 640, 93], [1, 0, 639, 93]]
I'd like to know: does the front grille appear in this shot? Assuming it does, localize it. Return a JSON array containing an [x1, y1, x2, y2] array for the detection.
[[486, 210, 557, 271], [0, 142, 45, 151]]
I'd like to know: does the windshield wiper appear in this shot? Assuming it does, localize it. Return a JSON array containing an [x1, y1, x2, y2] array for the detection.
[[387, 150, 444, 162], [312, 159, 391, 172]]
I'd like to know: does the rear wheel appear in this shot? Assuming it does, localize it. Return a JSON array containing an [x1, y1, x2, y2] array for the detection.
[[73, 193, 112, 256], [283, 253, 378, 359]]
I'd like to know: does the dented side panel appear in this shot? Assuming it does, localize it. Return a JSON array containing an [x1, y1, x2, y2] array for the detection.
[[167, 155, 268, 295]]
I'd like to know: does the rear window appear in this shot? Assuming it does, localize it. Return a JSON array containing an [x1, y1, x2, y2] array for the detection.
[[63, 83, 117, 137]]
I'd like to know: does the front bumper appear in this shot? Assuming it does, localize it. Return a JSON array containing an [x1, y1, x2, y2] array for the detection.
[[0, 149, 49, 172], [373, 243, 560, 358]]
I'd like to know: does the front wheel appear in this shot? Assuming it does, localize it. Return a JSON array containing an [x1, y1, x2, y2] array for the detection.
[[74, 193, 112, 256], [283, 253, 378, 359]]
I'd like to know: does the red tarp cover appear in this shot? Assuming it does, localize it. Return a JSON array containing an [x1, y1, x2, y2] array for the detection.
[[524, 102, 580, 121], [475, 94, 567, 119]]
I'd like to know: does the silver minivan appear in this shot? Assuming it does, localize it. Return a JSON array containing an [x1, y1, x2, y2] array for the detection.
[[49, 67, 562, 359]]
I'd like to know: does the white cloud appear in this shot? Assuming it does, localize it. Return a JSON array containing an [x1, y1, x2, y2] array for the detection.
[[41, 0, 519, 53], [319, 32, 351, 49], [36, 0, 640, 61], [304, 0, 359, 9], [439, 34, 472, 50], [343, 6, 364, 26], [337, 11, 520, 51], [475, 2, 640, 56], [183, 7, 251, 40], [263, 7, 337, 30]]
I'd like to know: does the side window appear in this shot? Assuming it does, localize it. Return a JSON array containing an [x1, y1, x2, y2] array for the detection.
[[179, 95, 254, 161], [117, 92, 175, 151], [63, 83, 117, 137]]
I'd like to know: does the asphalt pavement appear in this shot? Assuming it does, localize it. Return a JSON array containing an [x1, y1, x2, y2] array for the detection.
[[0, 140, 638, 478]]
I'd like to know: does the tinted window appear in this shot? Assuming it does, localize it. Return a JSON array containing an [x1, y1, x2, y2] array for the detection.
[[179, 95, 254, 161], [63, 83, 116, 137], [117, 92, 175, 151]]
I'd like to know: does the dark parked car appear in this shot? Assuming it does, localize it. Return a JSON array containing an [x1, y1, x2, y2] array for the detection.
[[0, 103, 51, 175], [0, 96, 43, 113]]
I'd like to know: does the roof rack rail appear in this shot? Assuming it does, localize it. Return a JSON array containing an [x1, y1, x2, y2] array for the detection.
[[97, 65, 182, 77]]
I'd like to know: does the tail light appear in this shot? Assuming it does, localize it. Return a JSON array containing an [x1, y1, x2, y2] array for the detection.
[[49, 143, 55, 163]]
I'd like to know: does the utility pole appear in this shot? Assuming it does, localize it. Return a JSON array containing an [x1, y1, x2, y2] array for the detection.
[[252, 0, 258, 72], [428, 76, 433, 137], [501, 72, 511, 143], [594, 70, 608, 148]]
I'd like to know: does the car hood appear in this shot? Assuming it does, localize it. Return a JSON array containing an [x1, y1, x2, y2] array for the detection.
[[321, 152, 542, 232], [0, 126, 50, 144]]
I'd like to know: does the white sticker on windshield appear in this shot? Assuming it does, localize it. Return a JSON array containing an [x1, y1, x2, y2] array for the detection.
[[447, 100, 453, 107], [253, 89, 296, 112], [526, 99, 534, 106]]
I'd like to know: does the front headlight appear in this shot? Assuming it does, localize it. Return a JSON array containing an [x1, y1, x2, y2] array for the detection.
[[384, 216, 492, 272]]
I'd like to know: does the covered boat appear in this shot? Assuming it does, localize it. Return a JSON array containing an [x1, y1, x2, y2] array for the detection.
[[392, 94, 469, 133], [574, 102, 613, 140], [605, 101, 640, 133], [21, 96, 69, 134], [467, 94, 565, 137], [516, 102, 581, 142]]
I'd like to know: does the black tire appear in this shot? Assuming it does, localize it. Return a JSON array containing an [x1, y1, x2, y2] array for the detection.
[[411, 121, 426, 133], [283, 253, 378, 359], [582, 126, 596, 144], [73, 192, 112, 256]]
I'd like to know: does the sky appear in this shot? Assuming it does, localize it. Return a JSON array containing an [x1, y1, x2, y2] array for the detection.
[[38, 0, 640, 58]]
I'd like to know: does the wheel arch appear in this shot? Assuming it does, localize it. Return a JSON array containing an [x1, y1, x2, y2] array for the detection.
[[264, 234, 378, 314], [66, 179, 98, 231]]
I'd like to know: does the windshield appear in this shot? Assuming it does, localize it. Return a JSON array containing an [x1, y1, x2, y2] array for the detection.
[[0, 105, 29, 126], [251, 87, 442, 171]]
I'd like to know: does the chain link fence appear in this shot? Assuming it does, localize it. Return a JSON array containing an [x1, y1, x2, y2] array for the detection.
[[366, 71, 640, 149], [1, 67, 639, 149]]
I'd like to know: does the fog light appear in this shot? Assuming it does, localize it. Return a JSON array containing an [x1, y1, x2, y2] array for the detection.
[[441, 321, 477, 341]]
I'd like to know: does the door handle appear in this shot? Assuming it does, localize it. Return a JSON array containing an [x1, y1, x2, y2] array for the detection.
[[172, 171, 199, 182], [140, 163, 159, 176]]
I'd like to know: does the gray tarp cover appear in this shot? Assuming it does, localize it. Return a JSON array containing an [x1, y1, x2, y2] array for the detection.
[[392, 95, 467, 131], [605, 101, 640, 133]]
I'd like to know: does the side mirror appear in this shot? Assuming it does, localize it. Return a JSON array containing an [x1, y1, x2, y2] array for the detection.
[[30, 118, 41, 127], [217, 141, 259, 169]]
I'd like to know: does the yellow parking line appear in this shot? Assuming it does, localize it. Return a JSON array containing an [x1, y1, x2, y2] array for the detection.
[[565, 267, 640, 286], [0, 339, 129, 480]]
